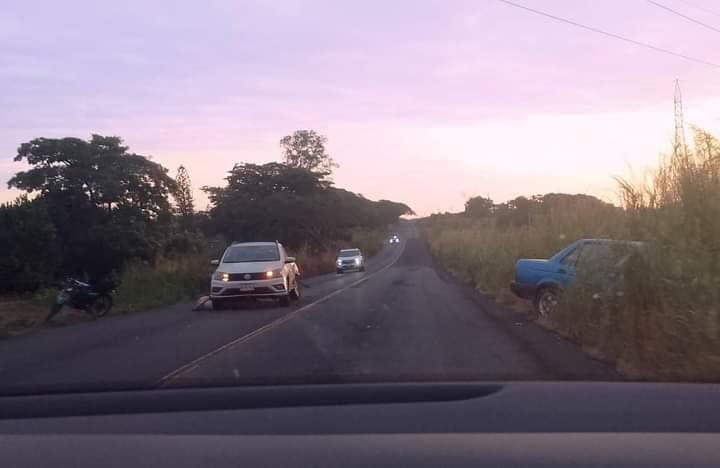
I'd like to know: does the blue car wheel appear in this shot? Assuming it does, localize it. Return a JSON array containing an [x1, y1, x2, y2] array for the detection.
[[535, 287, 559, 318]]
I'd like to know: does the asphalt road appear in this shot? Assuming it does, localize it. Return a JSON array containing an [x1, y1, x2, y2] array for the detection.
[[0, 223, 618, 395]]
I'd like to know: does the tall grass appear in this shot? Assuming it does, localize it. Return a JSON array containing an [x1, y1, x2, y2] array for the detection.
[[604, 129, 720, 379], [617, 129, 720, 308], [422, 203, 626, 302], [423, 129, 720, 381], [113, 255, 211, 313]]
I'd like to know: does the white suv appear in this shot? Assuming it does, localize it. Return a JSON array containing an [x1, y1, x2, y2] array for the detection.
[[210, 242, 300, 309], [336, 248, 365, 273]]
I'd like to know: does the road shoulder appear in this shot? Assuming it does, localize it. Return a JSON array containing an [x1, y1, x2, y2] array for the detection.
[[429, 247, 623, 381]]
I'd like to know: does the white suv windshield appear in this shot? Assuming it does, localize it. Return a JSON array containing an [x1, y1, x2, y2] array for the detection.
[[339, 250, 361, 258], [223, 245, 280, 263]]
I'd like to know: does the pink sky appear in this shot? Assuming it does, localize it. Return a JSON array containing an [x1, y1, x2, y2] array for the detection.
[[2, 0, 719, 215]]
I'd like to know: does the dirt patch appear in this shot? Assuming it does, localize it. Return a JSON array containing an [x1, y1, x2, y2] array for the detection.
[[0, 300, 93, 340]]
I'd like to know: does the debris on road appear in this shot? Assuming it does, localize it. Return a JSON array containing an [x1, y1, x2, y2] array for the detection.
[[194, 296, 212, 311]]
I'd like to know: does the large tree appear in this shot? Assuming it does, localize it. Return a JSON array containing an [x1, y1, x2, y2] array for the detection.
[[205, 163, 330, 204], [7, 135, 177, 280], [280, 130, 336, 175], [464, 196, 494, 218], [203, 162, 330, 244], [204, 162, 411, 248], [174, 165, 195, 228], [9, 135, 176, 219]]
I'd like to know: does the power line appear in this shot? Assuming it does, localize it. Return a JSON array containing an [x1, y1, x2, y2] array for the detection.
[[495, 0, 720, 68], [675, 0, 720, 19], [647, 0, 720, 34]]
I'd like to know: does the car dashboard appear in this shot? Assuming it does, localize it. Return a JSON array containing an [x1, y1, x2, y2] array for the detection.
[[1, 382, 720, 467]]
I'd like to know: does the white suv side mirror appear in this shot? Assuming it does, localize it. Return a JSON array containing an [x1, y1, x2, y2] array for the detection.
[[210, 259, 220, 266], [285, 256, 296, 264]]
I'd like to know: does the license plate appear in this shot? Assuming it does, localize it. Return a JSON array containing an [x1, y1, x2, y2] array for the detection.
[[239, 285, 255, 292]]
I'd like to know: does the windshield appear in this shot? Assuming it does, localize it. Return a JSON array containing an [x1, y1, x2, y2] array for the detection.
[[223, 245, 280, 263], [1, 0, 719, 399], [549, 243, 578, 263], [339, 250, 361, 258]]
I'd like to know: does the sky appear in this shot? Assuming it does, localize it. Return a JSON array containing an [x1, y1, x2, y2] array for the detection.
[[1, 0, 719, 216]]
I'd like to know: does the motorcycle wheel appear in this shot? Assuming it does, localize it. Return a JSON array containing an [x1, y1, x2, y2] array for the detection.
[[87, 294, 113, 318], [45, 303, 63, 323]]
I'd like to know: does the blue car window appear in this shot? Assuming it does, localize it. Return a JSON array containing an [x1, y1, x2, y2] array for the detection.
[[561, 245, 582, 267], [577, 242, 614, 272]]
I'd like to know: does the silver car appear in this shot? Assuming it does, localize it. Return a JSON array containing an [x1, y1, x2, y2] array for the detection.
[[336, 248, 365, 273]]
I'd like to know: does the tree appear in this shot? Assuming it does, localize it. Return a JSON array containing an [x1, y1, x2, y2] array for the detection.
[[9, 135, 176, 220], [0, 197, 58, 292], [375, 199, 415, 222], [464, 196, 494, 218], [280, 130, 337, 175], [175, 165, 195, 228], [204, 162, 330, 204], [203, 162, 331, 244], [493, 193, 615, 228], [204, 162, 412, 249], [7, 135, 178, 281]]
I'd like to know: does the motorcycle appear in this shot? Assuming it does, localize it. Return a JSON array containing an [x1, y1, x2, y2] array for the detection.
[[46, 278, 115, 322]]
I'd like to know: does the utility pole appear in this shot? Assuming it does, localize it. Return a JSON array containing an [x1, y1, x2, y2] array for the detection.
[[674, 79, 688, 158]]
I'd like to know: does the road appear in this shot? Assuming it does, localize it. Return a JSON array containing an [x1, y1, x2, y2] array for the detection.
[[0, 223, 618, 394]]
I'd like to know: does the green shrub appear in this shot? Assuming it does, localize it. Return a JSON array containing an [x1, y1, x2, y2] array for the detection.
[[113, 256, 210, 313]]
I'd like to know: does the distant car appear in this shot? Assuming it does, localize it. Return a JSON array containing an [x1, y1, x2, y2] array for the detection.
[[336, 248, 365, 273], [389, 234, 400, 244], [510, 238, 644, 317], [210, 241, 300, 309]]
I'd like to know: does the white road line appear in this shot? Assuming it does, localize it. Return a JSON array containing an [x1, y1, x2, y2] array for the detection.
[[157, 241, 406, 386]]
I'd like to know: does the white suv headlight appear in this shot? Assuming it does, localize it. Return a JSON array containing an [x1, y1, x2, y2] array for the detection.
[[355, 258, 361, 265], [213, 271, 229, 282], [265, 268, 282, 279], [336, 259, 342, 266]]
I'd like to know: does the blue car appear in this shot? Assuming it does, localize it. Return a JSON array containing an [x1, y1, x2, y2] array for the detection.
[[510, 239, 643, 317]]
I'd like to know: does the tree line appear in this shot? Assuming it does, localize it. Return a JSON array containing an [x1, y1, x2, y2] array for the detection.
[[1, 130, 412, 293], [460, 192, 619, 227]]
